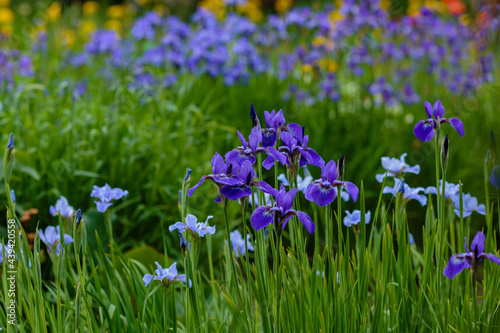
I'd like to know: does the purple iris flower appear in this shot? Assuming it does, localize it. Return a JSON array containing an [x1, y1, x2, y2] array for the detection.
[[90, 184, 128, 213], [343, 210, 371, 227], [490, 166, 500, 188], [413, 100, 464, 142], [10, 189, 15, 204], [264, 124, 323, 170], [85, 30, 118, 55], [251, 182, 315, 234], [143, 262, 192, 288], [304, 160, 359, 207], [451, 193, 486, 218], [0, 243, 11, 264], [230, 229, 254, 258], [375, 153, 420, 183], [260, 109, 286, 148], [444, 232, 500, 279], [169, 214, 216, 237], [225, 127, 283, 167], [187, 153, 243, 199], [218, 160, 260, 201], [49, 196, 75, 218], [409, 233, 415, 246], [383, 179, 427, 206], [39, 225, 74, 256]]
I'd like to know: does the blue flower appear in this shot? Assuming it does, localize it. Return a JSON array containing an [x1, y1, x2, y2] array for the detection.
[[425, 180, 461, 200], [490, 166, 500, 188], [10, 189, 15, 204], [278, 166, 313, 193], [0, 243, 11, 264], [451, 193, 486, 218], [39, 226, 74, 256], [414, 100, 464, 142], [49, 196, 75, 218], [91, 184, 128, 213], [169, 214, 216, 238], [230, 230, 254, 258], [409, 233, 415, 246], [444, 232, 500, 279], [343, 210, 371, 227], [375, 153, 420, 183], [383, 179, 427, 206], [7, 133, 14, 149], [143, 262, 192, 288], [251, 182, 315, 234]]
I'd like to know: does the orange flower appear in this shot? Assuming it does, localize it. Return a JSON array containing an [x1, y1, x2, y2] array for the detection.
[[442, 0, 465, 15]]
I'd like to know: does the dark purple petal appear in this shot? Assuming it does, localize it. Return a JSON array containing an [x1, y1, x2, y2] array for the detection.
[[225, 149, 256, 167], [270, 109, 285, 129], [296, 211, 315, 234], [305, 183, 336, 207], [279, 188, 298, 212], [237, 130, 248, 148], [211, 153, 226, 174], [433, 100, 445, 118], [220, 185, 252, 201], [446, 117, 464, 137], [251, 206, 274, 231], [187, 176, 208, 196], [323, 160, 338, 183], [287, 123, 303, 143], [262, 155, 276, 170], [249, 126, 262, 152], [264, 110, 274, 128], [424, 101, 433, 118], [256, 180, 279, 197], [483, 253, 500, 265], [470, 231, 485, 255], [281, 132, 297, 149], [266, 147, 287, 165], [214, 196, 221, 203], [213, 174, 244, 186], [413, 120, 435, 142], [343, 182, 359, 202], [443, 254, 470, 279], [261, 129, 276, 147]]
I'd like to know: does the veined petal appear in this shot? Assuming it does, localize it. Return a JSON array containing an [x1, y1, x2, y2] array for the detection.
[[169, 221, 187, 233], [343, 182, 359, 202], [261, 129, 276, 147], [287, 123, 303, 143], [446, 117, 464, 137], [262, 155, 276, 170], [443, 254, 470, 279], [414, 120, 435, 142], [212, 174, 244, 186], [470, 231, 485, 255], [251, 206, 274, 231], [323, 160, 338, 183], [433, 100, 445, 118], [305, 183, 336, 207], [266, 147, 287, 165], [176, 274, 192, 288], [424, 101, 433, 118], [220, 184, 252, 201], [256, 181, 280, 197], [296, 211, 315, 234], [143, 274, 154, 287], [406, 165, 420, 175]]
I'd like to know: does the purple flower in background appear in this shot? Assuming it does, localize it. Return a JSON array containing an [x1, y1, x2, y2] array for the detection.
[[248, 191, 272, 207], [39, 225, 74, 256], [10, 189, 15, 204], [164, 73, 177, 88], [251, 182, 315, 234], [343, 210, 371, 227], [91, 184, 128, 213], [451, 193, 486, 218], [409, 233, 415, 246], [230, 229, 254, 257], [169, 214, 216, 237], [375, 153, 420, 183], [444, 232, 500, 279], [399, 83, 421, 105], [0, 243, 11, 264], [305, 160, 359, 207], [187, 153, 243, 198], [383, 179, 427, 206], [49, 196, 75, 218], [85, 30, 118, 54], [143, 262, 192, 288], [414, 100, 464, 142]]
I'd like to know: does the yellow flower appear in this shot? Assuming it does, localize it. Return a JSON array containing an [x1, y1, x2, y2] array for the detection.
[[199, 0, 226, 20], [0, 24, 12, 35], [302, 64, 313, 74], [380, 0, 390, 10], [328, 10, 344, 27], [82, 1, 100, 16], [79, 20, 97, 38], [62, 29, 75, 46], [47, 2, 62, 22], [0, 0, 11, 6], [312, 36, 326, 47], [154, 4, 168, 17], [107, 4, 126, 19], [275, 0, 293, 14], [459, 14, 470, 26], [327, 60, 338, 73], [238, 0, 263, 22], [0, 7, 14, 24], [134, 0, 150, 6], [105, 19, 122, 34]]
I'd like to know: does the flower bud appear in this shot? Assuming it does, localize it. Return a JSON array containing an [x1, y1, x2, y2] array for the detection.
[[441, 134, 449, 165]]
